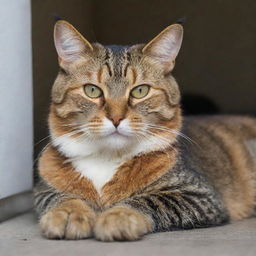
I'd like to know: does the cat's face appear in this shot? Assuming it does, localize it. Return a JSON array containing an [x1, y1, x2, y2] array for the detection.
[[49, 21, 183, 157]]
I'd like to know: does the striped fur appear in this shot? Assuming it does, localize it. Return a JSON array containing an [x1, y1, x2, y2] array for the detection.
[[34, 21, 256, 241]]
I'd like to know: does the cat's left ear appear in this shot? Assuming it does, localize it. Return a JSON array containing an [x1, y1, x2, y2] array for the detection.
[[142, 24, 183, 73], [54, 20, 93, 67]]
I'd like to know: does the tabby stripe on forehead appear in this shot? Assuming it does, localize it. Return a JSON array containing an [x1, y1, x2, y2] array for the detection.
[[109, 48, 121, 77], [131, 67, 138, 84], [105, 62, 112, 77], [97, 66, 103, 83], [119, 49, 128, 77], [114, 50, 126, 77], [105, 48, 113, 77], [123, 51, 131, 77]]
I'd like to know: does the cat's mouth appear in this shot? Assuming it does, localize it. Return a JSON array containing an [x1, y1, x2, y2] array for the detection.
[[102, 124, 133, 138], [100, 129, 135, 149], [107, 130, 129, 138]]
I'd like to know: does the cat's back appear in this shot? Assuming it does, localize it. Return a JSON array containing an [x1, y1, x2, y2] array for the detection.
[[181, 115, 256, 219], [182, 115, 256, 165], [184, 115, 256, 140]]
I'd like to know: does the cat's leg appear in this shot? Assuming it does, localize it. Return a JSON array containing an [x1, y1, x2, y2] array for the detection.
[[94, 190, 229, 241], [34, 179, 96, 239]]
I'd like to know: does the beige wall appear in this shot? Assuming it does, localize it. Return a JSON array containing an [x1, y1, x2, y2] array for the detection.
[[32, 0, 256, 156]]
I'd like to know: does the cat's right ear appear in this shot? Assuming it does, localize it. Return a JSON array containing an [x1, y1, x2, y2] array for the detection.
[[54, 20, 93, 67], [142, 24, 183, 73]]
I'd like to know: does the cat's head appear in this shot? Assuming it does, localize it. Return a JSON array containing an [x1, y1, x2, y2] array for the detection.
[[49, 20, 183, 158]]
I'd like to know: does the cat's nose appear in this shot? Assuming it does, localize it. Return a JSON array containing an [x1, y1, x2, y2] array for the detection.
[[110, 116, 123, 127]]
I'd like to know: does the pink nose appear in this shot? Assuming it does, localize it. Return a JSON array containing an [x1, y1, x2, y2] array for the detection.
[[110, 116, 123, 127]]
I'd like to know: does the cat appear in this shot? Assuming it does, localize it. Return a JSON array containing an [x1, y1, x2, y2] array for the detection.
[[34, 20, 256, 241]]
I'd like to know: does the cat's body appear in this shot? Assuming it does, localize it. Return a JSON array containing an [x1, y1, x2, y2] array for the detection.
[[34, 21, 256, 241]]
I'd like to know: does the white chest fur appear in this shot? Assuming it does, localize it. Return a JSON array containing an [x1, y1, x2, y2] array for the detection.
[[71, 156, 122, 193]]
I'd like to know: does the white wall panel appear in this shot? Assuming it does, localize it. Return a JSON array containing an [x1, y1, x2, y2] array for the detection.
[[0, 0, 33, 199]]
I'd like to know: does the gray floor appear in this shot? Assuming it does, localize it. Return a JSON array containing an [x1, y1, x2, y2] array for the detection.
[[0, 212, 256, 256]]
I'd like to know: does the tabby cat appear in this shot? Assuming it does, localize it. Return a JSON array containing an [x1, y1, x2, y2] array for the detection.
[[34, 20, 256, 241]]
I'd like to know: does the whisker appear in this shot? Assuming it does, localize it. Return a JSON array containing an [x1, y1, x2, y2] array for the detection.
[[136, 129, 178, 153], [145, 130, 178, 153], [33, 142, 51, 167], [141, 123, 200, 147], [34, 135, 51, 147]]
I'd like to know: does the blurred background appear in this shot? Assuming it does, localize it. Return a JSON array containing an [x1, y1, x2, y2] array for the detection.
[[32, 0, 256, 158]]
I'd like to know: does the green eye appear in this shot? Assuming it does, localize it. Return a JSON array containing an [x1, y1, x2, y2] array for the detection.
[[84, 84, 103, 98], [130, 85, 150, 99]]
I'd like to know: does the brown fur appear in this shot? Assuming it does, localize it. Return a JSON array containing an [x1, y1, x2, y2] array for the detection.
[[39, 199, 96, 239], [94, 205, 153, 241], [39, 145, 177, 208], [101, 149, 177, 207], [39, 147, 100, 207], [183, 116, 256, 220], [213, 126, 255, 219]]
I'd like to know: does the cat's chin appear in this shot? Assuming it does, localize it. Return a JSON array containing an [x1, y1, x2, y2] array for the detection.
[[102, 132, 134, 149]]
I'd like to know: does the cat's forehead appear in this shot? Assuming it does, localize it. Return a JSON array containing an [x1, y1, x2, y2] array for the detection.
[[101, 45, 137, 97], [105, 45, 131, 79]]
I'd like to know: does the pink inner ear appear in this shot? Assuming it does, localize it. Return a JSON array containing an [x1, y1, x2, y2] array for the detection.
[[55, 27, 83, 62], [54, 24, 66, 58], [54, 23, 86, 63], [54, 21, 93, 64]]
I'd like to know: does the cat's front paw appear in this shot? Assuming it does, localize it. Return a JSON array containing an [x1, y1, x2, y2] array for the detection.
[[94, 205, 152, 241], [39, 199, 95, 240]]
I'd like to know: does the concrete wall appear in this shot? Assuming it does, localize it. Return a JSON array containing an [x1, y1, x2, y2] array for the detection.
[[0, 0, 33, 199]]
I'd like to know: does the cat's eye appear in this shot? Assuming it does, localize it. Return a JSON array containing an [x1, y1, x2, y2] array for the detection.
[[84, 84, 103, 98], [130, 85, 150, 99]]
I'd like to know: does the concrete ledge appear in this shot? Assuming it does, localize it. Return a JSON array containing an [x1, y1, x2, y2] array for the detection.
[[0, 191, 33, 222], [0, 212, 256, 256]]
